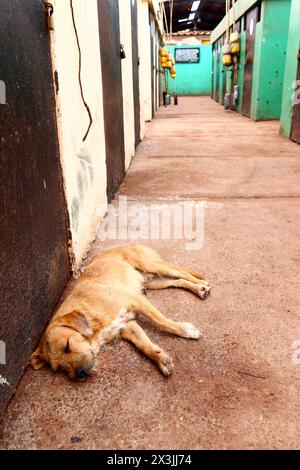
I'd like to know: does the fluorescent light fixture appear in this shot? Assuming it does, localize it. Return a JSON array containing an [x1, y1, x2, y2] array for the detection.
[[178, 18, 189, 22], [191, 1, 201, 12], [189, 13, 196, 21]]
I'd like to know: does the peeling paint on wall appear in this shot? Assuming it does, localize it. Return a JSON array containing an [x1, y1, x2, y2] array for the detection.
[[0, 340, 5, 365], [0, 376, 10, 387], [70, 146, 95, 233], [0, 79, 6, 104]]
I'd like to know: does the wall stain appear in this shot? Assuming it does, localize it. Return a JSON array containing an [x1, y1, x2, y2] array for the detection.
[[70, 147, 95, 233]]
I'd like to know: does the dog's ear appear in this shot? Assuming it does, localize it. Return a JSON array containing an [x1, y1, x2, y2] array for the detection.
[[30, 347, 46, 370], [57, 311, 93, 338]]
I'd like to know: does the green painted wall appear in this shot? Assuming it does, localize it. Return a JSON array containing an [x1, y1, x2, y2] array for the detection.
[[251, 0, 291, 121], [211, 0, 291, 120], [212, 45, 217, 100], [219, 41, 227, 104], [228, 64, 233, 103], [211, 37, 226, 104], [251, 19, 263, 119], [280, 0, 300, 137], [237, 29, 246, 113], [211, 21, 245, 111], [212, 40, 220, 101], [169, 45, 212, 96], [212, 31, 245, 111]]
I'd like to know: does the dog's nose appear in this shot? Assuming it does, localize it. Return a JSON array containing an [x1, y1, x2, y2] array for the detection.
[[75, 367, 89, 380]]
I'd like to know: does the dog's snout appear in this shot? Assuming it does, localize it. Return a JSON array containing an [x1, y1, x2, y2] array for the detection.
[[75, 367, 89, 380]]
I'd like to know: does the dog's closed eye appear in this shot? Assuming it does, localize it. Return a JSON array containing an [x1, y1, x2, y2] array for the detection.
[[64, 341, 71, 354]]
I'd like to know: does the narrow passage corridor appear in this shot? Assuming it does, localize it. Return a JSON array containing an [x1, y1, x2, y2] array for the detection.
[[1, 97, 300, 450]]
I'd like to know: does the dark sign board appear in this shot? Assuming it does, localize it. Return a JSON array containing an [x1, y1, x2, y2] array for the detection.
[[175, 47, 200, 63]]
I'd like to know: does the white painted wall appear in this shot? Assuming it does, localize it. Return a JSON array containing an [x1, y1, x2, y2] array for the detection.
[[138, 0, 153, 137], [49, 0, 107, 270], [119, 0, 136, 170], [46, 0, 162, 270]]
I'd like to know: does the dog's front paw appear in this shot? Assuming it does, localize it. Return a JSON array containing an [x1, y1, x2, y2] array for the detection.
[[158, 353, 174, 377], [181, 322, 201, 340]]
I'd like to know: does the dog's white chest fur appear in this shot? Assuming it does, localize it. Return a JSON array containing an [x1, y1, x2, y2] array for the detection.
[[99, 309, 136, 347]]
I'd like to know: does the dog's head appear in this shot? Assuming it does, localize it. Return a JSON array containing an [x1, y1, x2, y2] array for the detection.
[[30, 311, 96, 380]]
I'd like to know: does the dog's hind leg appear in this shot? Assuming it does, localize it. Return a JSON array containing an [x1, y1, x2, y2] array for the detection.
[[150, 261, 210, 290], [129, 295, 201, 339], [145, 277, 209, 300], [127, 245, 208, 287], [121, 321, 173, 376]]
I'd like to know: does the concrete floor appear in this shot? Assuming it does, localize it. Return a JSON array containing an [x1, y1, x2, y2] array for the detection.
[[1, 97, 300, 449]]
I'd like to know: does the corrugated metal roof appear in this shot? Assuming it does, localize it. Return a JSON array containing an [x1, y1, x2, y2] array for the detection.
[[162, 0, 226, 33]]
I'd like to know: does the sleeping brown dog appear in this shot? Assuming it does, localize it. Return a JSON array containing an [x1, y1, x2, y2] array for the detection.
[[31, 245, 210, 380]]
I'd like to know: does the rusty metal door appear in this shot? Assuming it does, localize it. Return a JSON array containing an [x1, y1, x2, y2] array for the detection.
[[242, 5, 260, 117], [98, 0, 125, 202], [291, 49, 300, 144], [0, 0, 70, 418], [131, 0, 141, 148]]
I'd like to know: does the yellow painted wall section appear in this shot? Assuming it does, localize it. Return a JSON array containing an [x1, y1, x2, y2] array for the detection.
[[50, 0, 107, 270], [138, 0, 152, 136], [119, 0, 136, 170]]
